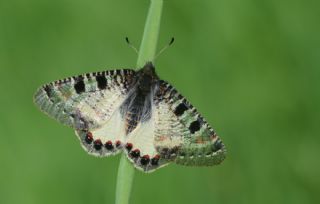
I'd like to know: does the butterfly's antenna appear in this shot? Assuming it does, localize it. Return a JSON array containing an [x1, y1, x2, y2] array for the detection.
[[154, 37, 175, 60], [125, 37, 139, 54]]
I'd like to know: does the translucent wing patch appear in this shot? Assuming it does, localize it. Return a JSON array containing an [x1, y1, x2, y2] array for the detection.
[[34, 69, 136, 157]]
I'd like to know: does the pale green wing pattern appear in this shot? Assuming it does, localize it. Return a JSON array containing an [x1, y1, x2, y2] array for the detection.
[[34, 69, 136, 157], [153, 80, 226, 167]]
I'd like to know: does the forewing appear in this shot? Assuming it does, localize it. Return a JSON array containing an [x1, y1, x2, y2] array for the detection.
[[34, 69, 136, 157], [153, 80, 226, 166]]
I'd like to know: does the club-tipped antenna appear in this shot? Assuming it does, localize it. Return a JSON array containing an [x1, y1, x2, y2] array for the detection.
[[154, 37, 175, 60], [125, 37, 139, 54]]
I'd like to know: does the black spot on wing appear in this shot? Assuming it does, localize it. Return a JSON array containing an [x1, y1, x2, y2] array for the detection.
[[169, 88, 177, 99], [213, 139, 223, 152], [63, 77, 72, 83], [96, 75, 107, 89], [74, 76, 85, 94], [43, 85, 52, 98], [93, 140, 103, 150], [85, 73, 91, 79], [174, 103, 188, 116], [177, 94, 184, 100], [189, 120, 201, 134]]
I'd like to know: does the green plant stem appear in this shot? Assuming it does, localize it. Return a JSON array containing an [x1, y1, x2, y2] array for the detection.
[[115, 154, 135, 204], [115, 1, 163, 204], [136, 0, 163, 67]]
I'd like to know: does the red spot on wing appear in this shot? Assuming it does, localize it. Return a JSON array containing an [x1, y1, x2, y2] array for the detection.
[[104, 140, 113, 150], [140, 155, 150, 165], [142, 155, 150, 159], [210, 134, 217, 140], [93, 139, 103, 150], [94, 139, 102, 145], [115, 140, 121, 148], [130, 149, 140, 158], [85, 132, 93, 144], [153, 154, 160, 160], [157, 135, 167, 141], [151, 154, 160, 165], [125, 143, 133, 151]]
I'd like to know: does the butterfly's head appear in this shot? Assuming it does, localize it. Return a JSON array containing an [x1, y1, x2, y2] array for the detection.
[[139, 62, 157, 75], [137, 62, 159, 92]]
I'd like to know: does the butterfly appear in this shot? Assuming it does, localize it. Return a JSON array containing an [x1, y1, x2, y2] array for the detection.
[[34, 62, 226, 172]]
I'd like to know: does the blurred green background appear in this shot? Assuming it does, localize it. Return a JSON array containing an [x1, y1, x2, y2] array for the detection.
[[1, 0, 320, 203]]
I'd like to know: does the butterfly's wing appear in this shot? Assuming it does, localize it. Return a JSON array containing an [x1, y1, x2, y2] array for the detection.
[[154, 81, 226, 166], [34, 69, 136, 157], [124, 80, 226, 173]]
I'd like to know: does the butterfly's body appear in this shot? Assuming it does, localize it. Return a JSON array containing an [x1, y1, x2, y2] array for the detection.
[[120, 64, 157, 134], [34, 63, 226, 172]]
